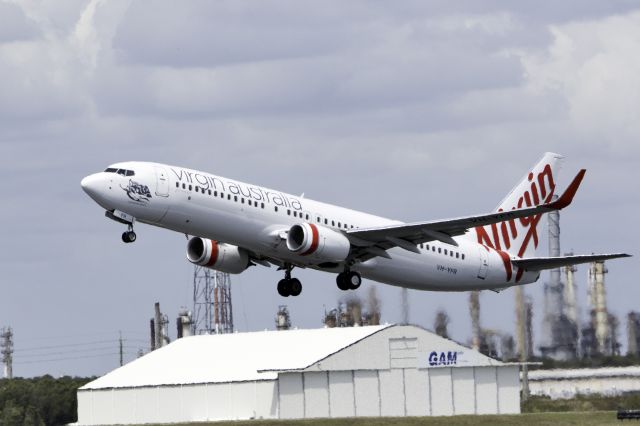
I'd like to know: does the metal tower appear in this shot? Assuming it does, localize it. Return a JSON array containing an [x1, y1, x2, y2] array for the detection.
[[1, 327, 13, 379], [192, 266, 234, 334]]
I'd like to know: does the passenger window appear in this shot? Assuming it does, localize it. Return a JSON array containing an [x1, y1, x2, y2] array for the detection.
[[317, 217, 321, 223], [450, 251, 454, 257], [227, 194, 231, 200], [456, 253, 459, 259], [444, 249, 448, 255], [275, 206, 278, 212], [182, 183, 186, 189], [338, 222, 341, 228], [214, 191, 217, 196], [432, 246, 436, 252], [438, 248, 441, 254], [306, 214, 309, 220], [325, 219, 328, 225], [420, 244, 424, 249], [462, 254, 465, 260], [241, 198, 245, 204], [195, 187, 199, 193], [332, 220, 335, 226], [208, 189, 212, 195], [287, 209, 291, 216], [189, 185, 192, 191], [261, 203, 265, 208], [234, 196, 238, 202], [176, 182, 179, 188], [426, 244, 430, 250]]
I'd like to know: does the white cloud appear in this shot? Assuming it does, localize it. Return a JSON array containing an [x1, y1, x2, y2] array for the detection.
[[520, 11, 640, 151]]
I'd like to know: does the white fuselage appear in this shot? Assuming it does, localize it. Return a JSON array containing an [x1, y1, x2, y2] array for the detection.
[[81, 161, 539, 292]]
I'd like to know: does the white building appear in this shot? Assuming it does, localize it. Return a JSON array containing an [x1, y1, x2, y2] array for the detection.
[[528, 366, 640, 399], [77, 324, 521, 425]]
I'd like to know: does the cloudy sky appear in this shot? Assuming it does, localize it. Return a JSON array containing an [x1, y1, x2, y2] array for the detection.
[[1, 0, 638, 377]]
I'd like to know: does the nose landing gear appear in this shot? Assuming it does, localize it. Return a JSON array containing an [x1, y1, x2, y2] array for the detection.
[[277, 264, 302, 297], [337, 270, 362, 291]]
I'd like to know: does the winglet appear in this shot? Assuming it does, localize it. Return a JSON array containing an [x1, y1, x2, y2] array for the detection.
[[549, 169, 586, 210]]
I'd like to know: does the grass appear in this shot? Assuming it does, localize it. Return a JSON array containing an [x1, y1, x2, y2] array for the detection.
[[159, 411, 623, 426]]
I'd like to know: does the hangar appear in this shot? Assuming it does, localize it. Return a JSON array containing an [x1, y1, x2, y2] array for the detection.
[[77, 324, 521, 424]]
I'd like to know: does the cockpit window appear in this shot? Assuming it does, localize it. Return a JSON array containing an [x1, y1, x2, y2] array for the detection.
[[106, 168, 135, 176]]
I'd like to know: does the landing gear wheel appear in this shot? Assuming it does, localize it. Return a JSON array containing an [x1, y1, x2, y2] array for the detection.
[[121, 231, 137, 243], [289, 278, 302, 296], [347, 271, 362, 289], [277, 279, 290, 297], [336, 273, 350, 291]]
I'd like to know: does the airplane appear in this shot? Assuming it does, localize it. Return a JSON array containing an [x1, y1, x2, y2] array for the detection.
[[80, 152, 630, 297]]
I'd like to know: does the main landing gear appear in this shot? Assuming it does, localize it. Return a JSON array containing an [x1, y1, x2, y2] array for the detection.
[[277, 265, 302, 297], [121, 224, 137, 243], [337, 270, 362, 291]]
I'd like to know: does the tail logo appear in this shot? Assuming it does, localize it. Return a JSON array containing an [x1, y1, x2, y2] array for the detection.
[[475, 164, 556, 282]]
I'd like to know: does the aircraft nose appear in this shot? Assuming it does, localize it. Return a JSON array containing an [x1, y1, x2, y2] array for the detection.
[[81, 173, 102, 199]]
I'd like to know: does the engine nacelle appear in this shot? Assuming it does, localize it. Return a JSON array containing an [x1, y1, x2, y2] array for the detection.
[[186, 237, 250, 274], [286, 223, 350, 262]]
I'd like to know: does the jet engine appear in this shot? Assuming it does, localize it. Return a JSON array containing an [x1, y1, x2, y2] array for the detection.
[[186, 237, 250, 274], [286, 223, 351, 262]]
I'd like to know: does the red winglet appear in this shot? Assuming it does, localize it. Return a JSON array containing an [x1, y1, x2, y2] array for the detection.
[[549, 169, 586, 210]]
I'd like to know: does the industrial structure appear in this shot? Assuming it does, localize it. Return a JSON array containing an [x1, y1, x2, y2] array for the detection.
[[323, 289, 381, 328], [540, 204, 579, 360], [192, 267, 233, 335], [275, 305, 292, 331], [1, 327, 13, 379], [150, 302, 170, 351], [628, 312, 640, 357], [77, 325, 521, 424], [529, 366, 640, 399]]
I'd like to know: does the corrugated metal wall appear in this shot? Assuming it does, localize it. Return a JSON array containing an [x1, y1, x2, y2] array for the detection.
[[278, 365, 520, 419]]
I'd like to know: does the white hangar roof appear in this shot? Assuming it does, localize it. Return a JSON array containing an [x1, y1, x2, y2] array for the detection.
[[82, 325, 391, 390], [81, 324, 506, 390]]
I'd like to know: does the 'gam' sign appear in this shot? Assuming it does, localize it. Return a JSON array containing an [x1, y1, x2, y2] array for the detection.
[[428, 351, 458, 366]]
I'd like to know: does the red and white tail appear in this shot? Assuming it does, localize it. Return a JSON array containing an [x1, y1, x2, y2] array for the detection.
[[474, 152, 564, 258]]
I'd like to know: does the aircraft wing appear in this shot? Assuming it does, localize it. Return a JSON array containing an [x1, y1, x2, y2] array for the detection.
[[346, 169, 586, 260], [511, 254, 631, 271]]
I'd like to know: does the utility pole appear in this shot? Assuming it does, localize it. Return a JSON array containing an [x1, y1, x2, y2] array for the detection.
[[1, 327, 14, 379]]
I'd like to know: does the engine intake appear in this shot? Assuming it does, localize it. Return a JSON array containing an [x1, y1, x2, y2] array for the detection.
[[286, 223, 350, 262], [186, 237, 250, 274]]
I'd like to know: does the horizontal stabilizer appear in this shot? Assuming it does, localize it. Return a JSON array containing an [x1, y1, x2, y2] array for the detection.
[[511, 253, 631, 271]]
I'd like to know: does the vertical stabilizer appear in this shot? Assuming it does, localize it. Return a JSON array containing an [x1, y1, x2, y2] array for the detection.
[[473, 152, 563, 259]]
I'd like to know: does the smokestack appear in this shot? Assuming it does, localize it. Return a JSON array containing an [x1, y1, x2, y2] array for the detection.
[[589, 261, 610, 355], [401, 288, 409, 325], [515, 287, 526, 360], [627, 312, 640, 357], [469, 291, 481, 351], [434, 309, 450, 339], [154, 302, 162, 350], [525, 297, 534, 359], [367, 286, 381, 326]]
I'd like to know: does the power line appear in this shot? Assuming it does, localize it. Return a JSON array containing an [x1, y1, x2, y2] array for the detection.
[[14, 339, 122, 352], [14, 352, 139, 365], [17, 346, 142, 359]]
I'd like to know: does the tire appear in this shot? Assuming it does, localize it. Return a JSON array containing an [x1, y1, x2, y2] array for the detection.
[[277, 279, 290, 297], [128, 231, 137, 242], [289, 278, 302, 296], [122, 232, 131, 243], [336, 273, 350, 291], [348, 271, 362, 290]]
